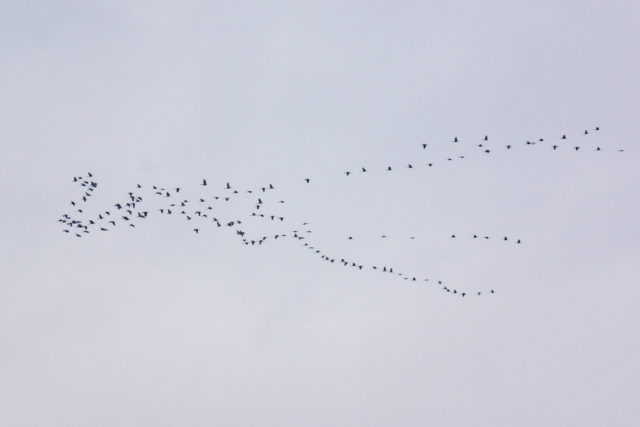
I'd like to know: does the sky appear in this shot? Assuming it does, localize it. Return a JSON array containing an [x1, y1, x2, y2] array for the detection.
[[1, 1, 639, 426]]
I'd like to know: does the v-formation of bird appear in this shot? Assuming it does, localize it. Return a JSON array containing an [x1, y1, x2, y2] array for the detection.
[[59, 126, 620, 298]]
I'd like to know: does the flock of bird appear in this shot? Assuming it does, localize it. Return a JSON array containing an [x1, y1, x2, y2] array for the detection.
[[58, 127, 623, 297]]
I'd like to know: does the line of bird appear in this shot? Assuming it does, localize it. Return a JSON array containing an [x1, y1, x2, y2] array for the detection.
[[59, 126, 621, 295], [294, 236, 494, 297], [340, 234, 522, 244], [303, 127, 623, 183]]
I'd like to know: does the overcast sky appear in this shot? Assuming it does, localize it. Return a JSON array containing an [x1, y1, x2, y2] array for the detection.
[[1, 1, 639, 426]]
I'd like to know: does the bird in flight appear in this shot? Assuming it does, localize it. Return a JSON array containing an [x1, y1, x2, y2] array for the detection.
[[58, 123, 618, 299]]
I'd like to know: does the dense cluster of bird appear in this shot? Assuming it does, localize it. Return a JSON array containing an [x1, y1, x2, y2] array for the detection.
[[58, 126, 623, 297]]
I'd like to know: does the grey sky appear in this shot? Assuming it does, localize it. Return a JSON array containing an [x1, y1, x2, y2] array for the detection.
[[1, 1, 639, 426]]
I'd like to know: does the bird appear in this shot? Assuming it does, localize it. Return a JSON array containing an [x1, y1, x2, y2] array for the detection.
[[202, 179, 207, 186], [226, 182, 231, 189], [562, 134, 567, 139], [453, 137, 458, 142], [422, 143, 428, 149], [305, 178, 310, 183], [408, 164, 413, 168], [193, 229, 199, 234], [361, 167, 366, 172], [506, 145, 512, 149], [575, 146, 580, 151], [387, 166, 392, 171], [345, 171, 351, 176], [484, 135, 488, 141]]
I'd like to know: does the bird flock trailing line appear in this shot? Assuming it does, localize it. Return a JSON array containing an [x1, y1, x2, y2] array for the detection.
[[58, 126, 623, 297]]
